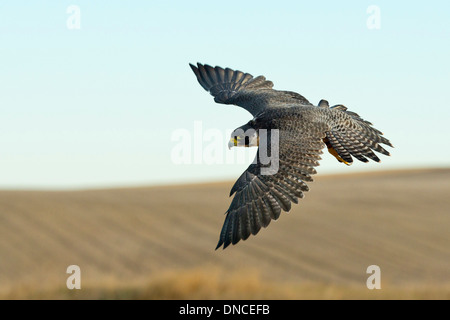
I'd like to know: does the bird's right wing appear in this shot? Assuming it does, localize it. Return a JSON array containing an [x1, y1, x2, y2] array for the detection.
[[190, 63, 312, 117]]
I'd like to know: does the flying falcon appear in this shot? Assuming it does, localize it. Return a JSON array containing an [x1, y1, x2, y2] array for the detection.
[[189, 63, 393, 249]]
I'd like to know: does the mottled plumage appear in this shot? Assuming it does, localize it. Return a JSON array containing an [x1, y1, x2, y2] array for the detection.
[[190, 63, 393, 249]]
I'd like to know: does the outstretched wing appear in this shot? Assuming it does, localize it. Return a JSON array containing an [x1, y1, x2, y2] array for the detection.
[[216, 128, 327, 249], [190, 63, 312, 116]]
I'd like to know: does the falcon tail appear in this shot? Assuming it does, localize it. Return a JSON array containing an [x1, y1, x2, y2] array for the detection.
[[325, 105, 393, 164]]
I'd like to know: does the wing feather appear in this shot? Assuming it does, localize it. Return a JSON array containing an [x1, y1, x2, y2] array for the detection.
[[190, 63, 312, 116], [216, 131, 326, 249]]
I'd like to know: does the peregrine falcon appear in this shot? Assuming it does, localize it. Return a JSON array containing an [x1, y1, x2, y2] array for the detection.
[[189, 63, 393, 249]]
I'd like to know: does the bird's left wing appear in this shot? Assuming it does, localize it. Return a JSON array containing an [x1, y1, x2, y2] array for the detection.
[[216, 128, 326, 249]]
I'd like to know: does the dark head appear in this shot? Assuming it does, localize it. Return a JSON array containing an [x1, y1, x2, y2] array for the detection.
[[228, 123, 259, 149]]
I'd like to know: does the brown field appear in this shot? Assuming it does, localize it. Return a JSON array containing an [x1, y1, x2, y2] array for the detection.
[[0, 168, 449, 299]]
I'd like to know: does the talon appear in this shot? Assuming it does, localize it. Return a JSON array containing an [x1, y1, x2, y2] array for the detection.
[[323, 137, 351, 165]]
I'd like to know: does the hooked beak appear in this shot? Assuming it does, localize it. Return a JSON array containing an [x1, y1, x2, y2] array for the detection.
[[228, 137, 238, 149]]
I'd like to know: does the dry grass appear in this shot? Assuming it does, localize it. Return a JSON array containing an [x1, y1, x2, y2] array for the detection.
[[2, 267, 449, 300], [0, 168, 449, 299]]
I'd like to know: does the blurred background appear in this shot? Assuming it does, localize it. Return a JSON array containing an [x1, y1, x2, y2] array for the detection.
[[0, 0, 449, 299]]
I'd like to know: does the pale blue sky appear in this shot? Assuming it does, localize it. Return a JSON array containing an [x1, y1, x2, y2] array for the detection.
[[0, 1, 449, 189]]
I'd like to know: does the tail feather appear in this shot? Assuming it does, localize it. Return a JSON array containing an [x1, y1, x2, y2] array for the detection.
[[326, 106, 393, 164]]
